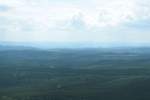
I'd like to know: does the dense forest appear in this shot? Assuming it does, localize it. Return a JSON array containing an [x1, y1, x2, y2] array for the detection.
[[0, 47, 150, 100]]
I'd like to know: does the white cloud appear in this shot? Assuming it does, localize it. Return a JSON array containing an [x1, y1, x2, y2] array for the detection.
[[0, 0, 150, 43]]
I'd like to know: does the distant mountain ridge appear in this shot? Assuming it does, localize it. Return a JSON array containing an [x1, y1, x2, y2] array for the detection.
[[0, 44, 37, 50], [1, 42, 150, 50]]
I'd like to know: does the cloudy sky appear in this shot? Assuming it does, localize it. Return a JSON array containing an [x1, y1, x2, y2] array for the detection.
[[0, 0, 150, 45]]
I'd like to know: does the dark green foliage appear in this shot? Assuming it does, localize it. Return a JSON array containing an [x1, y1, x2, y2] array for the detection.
[[0, 48, 150, 100]]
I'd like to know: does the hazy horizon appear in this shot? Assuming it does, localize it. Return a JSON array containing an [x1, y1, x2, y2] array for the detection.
[[1, 1, 150, 99]]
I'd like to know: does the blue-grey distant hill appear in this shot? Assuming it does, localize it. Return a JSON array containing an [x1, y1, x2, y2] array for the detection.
[[0, 44, 37, 50]]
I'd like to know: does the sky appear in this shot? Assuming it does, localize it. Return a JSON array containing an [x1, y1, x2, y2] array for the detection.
[[0, 0, 150, 45]]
